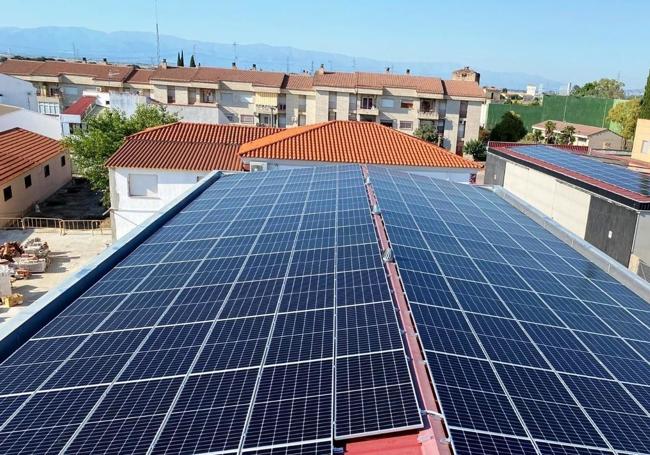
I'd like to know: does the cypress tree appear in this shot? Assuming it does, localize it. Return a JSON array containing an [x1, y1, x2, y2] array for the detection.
[[189, 55, 196, 68], [180, 50, 185, 67], [640, 70, 650, 120], [176, 52, 181, 67]]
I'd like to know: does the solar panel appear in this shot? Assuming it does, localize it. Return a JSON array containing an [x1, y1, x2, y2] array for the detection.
[[369, 165, 650, 455], [0, 165, 422, 454], [505, 144, 650, 198]]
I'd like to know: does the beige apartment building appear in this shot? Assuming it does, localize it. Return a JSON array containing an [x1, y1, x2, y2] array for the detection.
[[0, 58, 485, 153]]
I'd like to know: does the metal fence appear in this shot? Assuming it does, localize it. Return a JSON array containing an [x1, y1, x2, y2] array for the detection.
[[0, 217, 107, 235]]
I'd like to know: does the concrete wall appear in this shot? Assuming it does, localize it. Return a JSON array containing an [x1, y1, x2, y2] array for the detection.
[[484, 153, 506, 186], [0, 74, 38, 111], [110, 167, 235, 239], [632, 119, 650, 163], [589, 130, 625, 150], [632, 211, 650, 272], [0, 152, 71, 217], [584, 197, 638, 266], [0, 108, 62, 139]]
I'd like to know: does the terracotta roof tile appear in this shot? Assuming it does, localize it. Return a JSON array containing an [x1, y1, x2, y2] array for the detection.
[[531, 120, 613, 137], [0, 128, 64, 185], [239, 121, 482, 169], [150, 67, 286, 87], [125, 68, 155, 84], [0, 59, 134, 82], [62, 96, 96, 115], [442, 80, 485, 98], [106, 122, 282, 171], [283, 74, 313, 90]]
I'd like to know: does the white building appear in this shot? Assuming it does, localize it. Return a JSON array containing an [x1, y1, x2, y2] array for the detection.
[[0, 104, 62, 139], [0, 73, 38, 111], [531, 120, 626, 150]]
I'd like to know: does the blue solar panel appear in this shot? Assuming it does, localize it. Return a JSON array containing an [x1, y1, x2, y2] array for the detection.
[[369, 165, 650, 455], [0, 165, 422, 454]]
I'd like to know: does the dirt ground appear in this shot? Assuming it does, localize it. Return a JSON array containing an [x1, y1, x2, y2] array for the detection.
[[0, 229, 112, 325], [25, 177, 108, 221]]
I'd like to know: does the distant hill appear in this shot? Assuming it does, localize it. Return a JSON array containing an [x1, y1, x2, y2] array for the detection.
[[0, 26, 563, 90]]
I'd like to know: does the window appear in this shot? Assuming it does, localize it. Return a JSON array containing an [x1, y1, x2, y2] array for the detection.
[[361, 97, 374, 109], [298, 114, 307, 126], [221, 92, 234, 105], [380, 98, 394, 108], [44, 165, 50, 178], [399, 120, 413, 130], [458, 119, 466, 139], [38, 102, 60, 116], [166, 86, 175, 104], [128, 174, 158, 197], [328, 93, 337, 109], [240, 115, 255, 124], [349, 94, 357, 111], [24, 175, 32, 189], [459, 101, 468, 118], [239, 93, 254, 104], [380, 120, 394, 128], [187, 88, 196, 104], [200, 88, 215, 103], [328, 110, 336, 121], [3, 186, 12, 202], [420, 99, 434, 112], [642, 140, 650, 155], [298, 95, 307, 112], [400, 99, 414, 109], [61, 155, 66, 167]]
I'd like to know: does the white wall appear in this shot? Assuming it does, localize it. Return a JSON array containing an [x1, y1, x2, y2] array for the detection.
[[0, 107, 62, 139], [0, 74, 38, 111], [110, 167, 221, 239]]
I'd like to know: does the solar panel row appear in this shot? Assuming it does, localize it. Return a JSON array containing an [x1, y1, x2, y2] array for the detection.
[[369, 165, 650, 455], [0, 165, 421, 454]]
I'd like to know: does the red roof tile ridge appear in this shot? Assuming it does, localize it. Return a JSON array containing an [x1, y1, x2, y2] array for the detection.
[[238, 122, 330, 155]]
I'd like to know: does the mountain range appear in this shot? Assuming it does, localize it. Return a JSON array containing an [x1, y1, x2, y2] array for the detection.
[[0, 26, 564, 90]]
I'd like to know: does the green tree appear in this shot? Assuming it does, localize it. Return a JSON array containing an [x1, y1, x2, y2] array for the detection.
[[413, 123, 439, 144], [489, 111, 527, 142], [557, 125, 576, 145], [463, 139, 487, 161], [177, 51, 185, 67], [640, 70, 650, 120], [523, 129, 544, 143], [570, 78, 625, 99], [62, 105, 179, 206], [544, 120, 557, 144], [189, 54, 196, 68], [607, 99, 641, 140]]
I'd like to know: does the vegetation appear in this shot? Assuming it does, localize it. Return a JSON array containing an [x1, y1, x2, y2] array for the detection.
[[189, 54, 197, 68], [557, 125, 576, 145], [478, 126, 491, 144], [413, 123, 439, 144], [544, 120, 557, 144], [463, 139, 487, 161], [607, 99, 641, 140], [523, 129, 544, 143], [489, 111, 527, 142], [570, 78, 625, 99], [640, 70, 650, 120], [177, 50, 185, 67], [62, 105, 178, 206]]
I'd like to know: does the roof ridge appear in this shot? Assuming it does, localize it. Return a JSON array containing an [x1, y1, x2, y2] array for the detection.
[[238, 122, 329, 156]]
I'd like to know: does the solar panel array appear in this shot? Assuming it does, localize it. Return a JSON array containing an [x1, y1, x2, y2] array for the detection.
[[510, 144, 650, 197], [0, 165, 422, 454], [369, 165, 650, 455]]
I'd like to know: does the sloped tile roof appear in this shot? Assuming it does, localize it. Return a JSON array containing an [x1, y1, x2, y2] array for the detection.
[[106, 122, 282, 171], [0, 128, 64, 185], [62, 96, 96, 115], [239, 121, 482, 169], [442, 79, 485, 98], [531, 120, 614, 137], [0, 59, 135, 82]]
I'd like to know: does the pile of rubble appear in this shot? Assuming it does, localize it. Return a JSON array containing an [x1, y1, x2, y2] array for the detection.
[[0, 238, 51, 307]]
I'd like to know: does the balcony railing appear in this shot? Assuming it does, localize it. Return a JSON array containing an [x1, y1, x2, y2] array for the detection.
[[417, 110, 439, 119]]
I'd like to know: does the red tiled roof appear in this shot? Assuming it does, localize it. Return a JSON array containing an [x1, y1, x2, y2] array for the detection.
[[283, 74, 313, 90], [125, 68, 155, 84], [442, 80, 485, 98], [62, 96, 96, 116], [531, 120, 614, 137], [239, 121, 482, 169], [0, 59, 135, 82], [150, 67, 287, 87], [0, 128, 64, 185], [106, 122, 283, 171]]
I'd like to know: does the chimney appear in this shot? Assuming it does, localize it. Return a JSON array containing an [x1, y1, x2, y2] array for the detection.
[[231, 62, 237, 69], [82, 57, 87, 63], [100, 58, 108, 65], [385, 67, 390, 73], [252, 63, 257, 71], [317, 63, 325, 75], [160, 58, 168, 69], [406, 68, 411, 75]]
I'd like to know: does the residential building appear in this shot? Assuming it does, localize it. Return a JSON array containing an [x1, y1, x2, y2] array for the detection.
[[0, 163, 648, 455], [486, 142, 650, 279], [238, 120, 481, 181], [0, 58, 485, 152], [0, 128, 71, 218], [105, 122, 282, 238], [60, 95, 99, 135], [0, 104, 62, 139], [531, 120, 625, 149], [451, 66, 480, 83], [0, 73, 37, 111], [632, 118, 650, 163]]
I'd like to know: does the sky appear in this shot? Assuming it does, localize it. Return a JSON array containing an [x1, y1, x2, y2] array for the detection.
[[1, 0, 648, 88]]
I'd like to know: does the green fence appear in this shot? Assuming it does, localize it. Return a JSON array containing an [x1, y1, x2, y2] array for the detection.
[[486, 95, 624, 133]]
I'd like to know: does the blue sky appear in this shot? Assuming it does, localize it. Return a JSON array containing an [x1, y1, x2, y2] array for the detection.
[[2, 0, 648, 87]]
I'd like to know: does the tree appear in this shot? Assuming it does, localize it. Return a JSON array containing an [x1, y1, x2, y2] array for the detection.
[[463, 139, 487, 161], [523, 129, 544, 143], [544, 120, 557, 144], [413, 123, 439, 144], [489, 111, 527, 142], [478, 126, 490, 143], [640, 70, 650, 120], [189, 54, 196, 68], [607, 99, 641, 140], [557, 125, 576, 145], [570, 78, 625, 99], [62, 105, 179, 206], [177, 51, 185, 67]]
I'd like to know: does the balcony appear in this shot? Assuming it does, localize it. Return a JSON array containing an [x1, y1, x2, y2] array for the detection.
[[358, 106, 379, 116], [417, 109, 439, 119]]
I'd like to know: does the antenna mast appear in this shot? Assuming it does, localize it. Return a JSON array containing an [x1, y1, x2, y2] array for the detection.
[[155, 0, 161, 64]]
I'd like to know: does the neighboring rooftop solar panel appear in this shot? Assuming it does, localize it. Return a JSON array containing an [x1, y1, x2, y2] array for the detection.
[[490, 144, 650, 208], [0, 165, 422, 454], [369, 165, 650, 455]]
